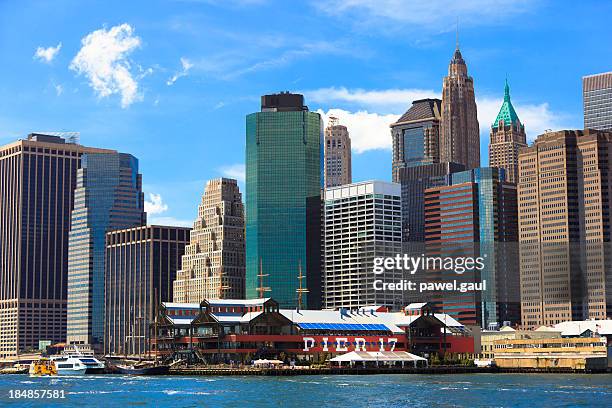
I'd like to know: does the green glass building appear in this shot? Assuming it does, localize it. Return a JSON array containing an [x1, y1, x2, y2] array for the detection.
[[246, 93, 322, 309]]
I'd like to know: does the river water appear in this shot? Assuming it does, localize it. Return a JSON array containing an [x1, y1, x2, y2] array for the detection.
[[0, 373, 610, 407]]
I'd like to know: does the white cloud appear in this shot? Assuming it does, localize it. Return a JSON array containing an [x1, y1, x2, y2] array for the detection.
[[318, 109, 398, 153], [167, 57, 194, 85], [69, 23, 142, 108], [219, 163, 246, 182], [306, 86, 437, 112], [34, 43, 62, 63], [314, 0, 537, 31], [54, 84, 64, 96], [144, 193, 168, 215], [311, 87, 572, 154], [147, 216, 193, 228]]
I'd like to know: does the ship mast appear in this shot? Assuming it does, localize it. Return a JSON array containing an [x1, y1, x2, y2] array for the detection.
[[296, 260, 309, 312], [257, 258, 271, 298]]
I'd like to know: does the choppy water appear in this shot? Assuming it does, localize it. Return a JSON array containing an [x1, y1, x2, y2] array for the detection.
[[0, 373, 610, 407]]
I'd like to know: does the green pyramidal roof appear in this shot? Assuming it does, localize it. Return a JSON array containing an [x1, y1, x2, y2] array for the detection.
[[492, 79, 521, 129]]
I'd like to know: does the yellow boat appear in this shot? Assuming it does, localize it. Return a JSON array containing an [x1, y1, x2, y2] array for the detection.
[[29, 359, 58, 377]]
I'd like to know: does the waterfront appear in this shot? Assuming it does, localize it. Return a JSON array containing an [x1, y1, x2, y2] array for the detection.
[[0, 374, 610, 407]]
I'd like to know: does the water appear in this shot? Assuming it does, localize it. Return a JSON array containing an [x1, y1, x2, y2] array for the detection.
[[0, 373, 610, 407]]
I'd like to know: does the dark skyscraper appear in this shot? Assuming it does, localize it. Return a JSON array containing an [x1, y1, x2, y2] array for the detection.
[[391, 99, 442, 183], [66, 152, 146, 349], [245, 93, 322, 309], [440, 45, 480, 170], [105, 225, 190, 356], [0, 133, 114, 357], [399, 162, 465, 243]]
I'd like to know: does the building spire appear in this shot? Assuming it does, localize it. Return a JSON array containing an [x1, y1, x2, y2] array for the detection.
[[504, 77, 510, 101], [456, 18, 459, 50]]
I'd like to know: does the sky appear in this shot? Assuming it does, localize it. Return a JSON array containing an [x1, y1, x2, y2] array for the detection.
[[1, 0, 611, 226]]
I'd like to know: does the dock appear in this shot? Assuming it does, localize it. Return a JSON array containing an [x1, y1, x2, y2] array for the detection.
[[167, 365, 609, 376]]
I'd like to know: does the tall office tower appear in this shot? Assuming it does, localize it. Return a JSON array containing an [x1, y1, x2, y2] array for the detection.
[[391, 99, 442, 183], [0, 133, 114, 357], [424, 168, 519, 327], [66, 153, 146, 349], [398, 162, 465, 243], [324, 117, 352, 188], [322, 181, 402, 310], [173, 178, 246, 302], [518, 129, 612, 328], [245, 93, 322, 309], [440, 45, 481, 170], [489, 80, 527, 184], [105, 225, 190, 356], [583, 72, 612, 131]]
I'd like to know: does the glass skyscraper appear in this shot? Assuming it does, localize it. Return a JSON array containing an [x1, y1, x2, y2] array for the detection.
[[245, 93, 322, 309], [583, 72, 612, 131], [424, 168, 519, 328], [67, 152, 146, 349]]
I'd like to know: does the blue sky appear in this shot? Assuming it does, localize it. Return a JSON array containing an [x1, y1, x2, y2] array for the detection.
[[1, 0, 611, 226]]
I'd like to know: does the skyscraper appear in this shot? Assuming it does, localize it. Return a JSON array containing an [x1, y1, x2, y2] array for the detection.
[[489, 80, 527, 184], [324, 117, 352, 188], [440, 45, 480, 170], [105, 225, 190, 356], [322, 181, 402, 310], [398, 162, 465, 243], [518, 129, 612, 327], [245, 93, 322, 309], [173, 178, 246, 302], [391, 99, 442, 182], [0, 133, 114, 357], [66, 153, 146, 349], [583, 72, 612, 131], [424, 168, 519, 327]]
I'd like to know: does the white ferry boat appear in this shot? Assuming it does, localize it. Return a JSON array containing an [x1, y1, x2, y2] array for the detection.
[[50, 345, 106, 374]]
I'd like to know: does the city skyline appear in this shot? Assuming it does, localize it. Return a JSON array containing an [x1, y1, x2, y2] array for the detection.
[[2, 1, 610, 226]]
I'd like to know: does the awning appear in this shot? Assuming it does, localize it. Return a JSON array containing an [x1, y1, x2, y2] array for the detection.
[[253, 359, 283, 366], [330, 351, 427, 363]]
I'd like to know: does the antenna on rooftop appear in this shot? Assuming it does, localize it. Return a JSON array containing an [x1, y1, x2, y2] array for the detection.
[[455, 17, 459, 50]]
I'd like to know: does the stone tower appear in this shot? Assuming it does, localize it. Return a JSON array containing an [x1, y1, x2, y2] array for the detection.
[[324, 116, 352, 188], [440, 45, 480, 169], [173, 178, 245, 302], [489, 80, 527, 184]]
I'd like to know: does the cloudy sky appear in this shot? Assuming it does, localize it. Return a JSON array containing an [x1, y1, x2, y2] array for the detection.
[[1, 1, 610, 226]]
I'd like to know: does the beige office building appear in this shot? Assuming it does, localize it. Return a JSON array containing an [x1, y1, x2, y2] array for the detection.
[[173, 178, 245, 302], [489, 80, 527, 184], [518, 129, 612, 328], [0, 133, 113, 357], [324, 117, 352, 188]]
